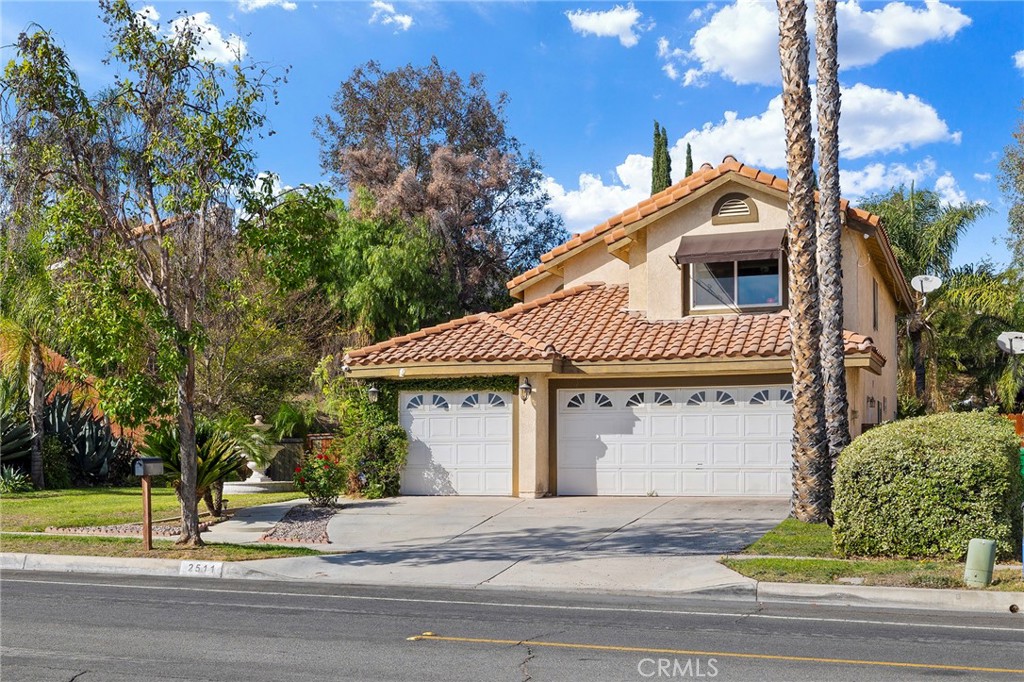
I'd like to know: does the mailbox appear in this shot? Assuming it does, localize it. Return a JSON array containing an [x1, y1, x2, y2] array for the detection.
[[133, 457, 165, 477]]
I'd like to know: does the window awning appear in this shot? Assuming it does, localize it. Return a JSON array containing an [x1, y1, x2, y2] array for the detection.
[[673, 229, 786, 265]]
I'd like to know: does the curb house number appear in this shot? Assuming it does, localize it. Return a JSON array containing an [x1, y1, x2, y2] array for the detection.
[[179, 560, 224, 578]]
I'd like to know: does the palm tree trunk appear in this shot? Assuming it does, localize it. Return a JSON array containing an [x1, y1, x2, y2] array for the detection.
[[778, 0, 829, 523], [815, 0, 850, 489], [176, 345, 203, 546], [27, 340, 46, 489]]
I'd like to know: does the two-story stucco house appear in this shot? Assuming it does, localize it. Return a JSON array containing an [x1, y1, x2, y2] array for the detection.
[[343, 157, 913, 499]]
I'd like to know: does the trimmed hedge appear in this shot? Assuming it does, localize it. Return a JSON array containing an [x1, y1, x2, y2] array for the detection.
[[833, 410, 1023, 560]]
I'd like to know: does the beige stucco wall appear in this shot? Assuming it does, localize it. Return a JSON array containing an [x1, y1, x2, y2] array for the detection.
[[516, 373, 550, 498], [840, 229, 899, 426], [643, 186, 791, 321], [562, 242, 628, 289], [521, 274, 563, 303]]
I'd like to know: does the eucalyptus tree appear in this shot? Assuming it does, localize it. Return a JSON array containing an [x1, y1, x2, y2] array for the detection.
[[815, 0, 850, 469], [2, 0, 282, 544], [778, 0, 829, 522]]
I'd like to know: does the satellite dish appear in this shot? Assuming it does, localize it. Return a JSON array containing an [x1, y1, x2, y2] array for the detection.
[[996, 331, 1024, 355], [911, 275, 942, 294]]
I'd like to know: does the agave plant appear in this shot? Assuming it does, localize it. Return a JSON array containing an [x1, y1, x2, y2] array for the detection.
[[45, 392, 127, 484], [0, 464, 33, 494], [0, 378, 31, 465]]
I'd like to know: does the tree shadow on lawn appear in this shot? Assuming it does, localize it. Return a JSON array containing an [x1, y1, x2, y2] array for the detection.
[[315, 518, 779, 568]]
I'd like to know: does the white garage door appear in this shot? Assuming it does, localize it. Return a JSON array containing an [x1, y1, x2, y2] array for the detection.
[[557, 386, 793, 496], [399, 391, 513, 495]]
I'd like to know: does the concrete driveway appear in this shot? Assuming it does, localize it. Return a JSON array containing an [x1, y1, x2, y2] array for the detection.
[[326, 496, 788, 558], [218, 496, 789, 594]]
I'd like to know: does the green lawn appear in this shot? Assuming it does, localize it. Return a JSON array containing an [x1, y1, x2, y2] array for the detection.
[[0, 488, 305, 532], [741, 518, 837, 557], [722, 557, 1024, 592], [0, 533, 322, 561]]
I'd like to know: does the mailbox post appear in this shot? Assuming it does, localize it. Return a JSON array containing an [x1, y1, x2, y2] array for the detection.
[[133, 457, 164, 550]]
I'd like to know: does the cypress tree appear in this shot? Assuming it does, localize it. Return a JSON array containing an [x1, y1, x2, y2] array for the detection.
[[651, 121, 663, 195], [685, 143, 693, 177], [661, 124, 672, 188]]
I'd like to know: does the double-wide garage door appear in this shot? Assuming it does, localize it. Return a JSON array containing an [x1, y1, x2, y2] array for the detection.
[[400, 391, 513, 495], [557, 386, 793, 496], [399, 385, 793, 497]]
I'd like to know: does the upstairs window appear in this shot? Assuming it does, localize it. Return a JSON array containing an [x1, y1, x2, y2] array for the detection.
[[692, 258, 782, 310]]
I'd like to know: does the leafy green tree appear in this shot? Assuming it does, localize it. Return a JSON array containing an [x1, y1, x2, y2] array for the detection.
[[2, 1, 281, 544], [1000, 104, 1024, 264], [859, 186, 989, 406], [685, 143, 693, 177], [242, 184, 453, 345], [313, 58, 566, 313]]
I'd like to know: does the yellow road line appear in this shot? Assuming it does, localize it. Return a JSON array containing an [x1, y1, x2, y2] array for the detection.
[[407, 634, 1024, 675]]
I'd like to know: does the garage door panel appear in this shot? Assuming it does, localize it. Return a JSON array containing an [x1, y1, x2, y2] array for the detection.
[[557, 385, 791, 497], [400, 391, 512, 496]]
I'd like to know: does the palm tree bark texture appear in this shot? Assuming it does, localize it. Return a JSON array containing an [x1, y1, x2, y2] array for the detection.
[[778, 0, 830, 523], [815, 0, 851, 480], [28, 341, 46, 489]]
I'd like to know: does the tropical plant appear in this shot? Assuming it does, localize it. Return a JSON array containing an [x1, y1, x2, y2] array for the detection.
[[0, 411, 32, 465], [0, 231, 59, 489], [859, 186, 989, 406], [293, 449, 347, 507], [271, 400, 319, 441], [0, 464, 33, 494], [138, 418, 249, 517], [999, 104, 1023, 264], [778, 0, 829, 522], [815, 0, 850, 474]]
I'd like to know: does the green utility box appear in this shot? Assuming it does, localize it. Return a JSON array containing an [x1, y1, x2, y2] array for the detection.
[[964, 538, 997, 588]]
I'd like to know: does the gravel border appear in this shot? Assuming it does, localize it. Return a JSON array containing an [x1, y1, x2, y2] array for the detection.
[[260, 504, 335, 544], [45, 522, 211, 537]]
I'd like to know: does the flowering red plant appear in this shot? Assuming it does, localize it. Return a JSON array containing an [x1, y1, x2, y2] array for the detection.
[[293, 451, 347, 507]]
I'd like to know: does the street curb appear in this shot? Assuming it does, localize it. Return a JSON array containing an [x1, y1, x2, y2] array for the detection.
[[2, 552, 1022, 614], [755, 581, 1023, 613]]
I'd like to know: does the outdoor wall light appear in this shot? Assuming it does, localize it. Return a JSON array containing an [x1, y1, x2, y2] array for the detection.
[[367, 385, 380, 404], [518, 377, 532, 403]]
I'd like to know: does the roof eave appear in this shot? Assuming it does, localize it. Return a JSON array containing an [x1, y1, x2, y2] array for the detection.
[[344, 359, 561, 379]]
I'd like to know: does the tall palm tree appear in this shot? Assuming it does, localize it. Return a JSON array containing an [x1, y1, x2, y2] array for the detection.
[[859, 186, 989, 406], [815, 0, 850, 478], [778, 0, 829, 522]]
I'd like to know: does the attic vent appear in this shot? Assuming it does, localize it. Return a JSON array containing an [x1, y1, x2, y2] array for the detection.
[[712, 193, 759, 225], [717, 198, 750, 217]]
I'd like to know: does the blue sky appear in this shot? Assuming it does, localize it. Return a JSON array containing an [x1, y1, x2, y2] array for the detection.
[[3, 0, 1022, 267]]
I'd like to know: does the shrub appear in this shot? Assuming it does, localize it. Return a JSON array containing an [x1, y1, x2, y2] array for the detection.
[[293, 452, 347, 507], [42, 435, 72, 490], [0, 464, 33, 494], [833, 410, 1023, 560]]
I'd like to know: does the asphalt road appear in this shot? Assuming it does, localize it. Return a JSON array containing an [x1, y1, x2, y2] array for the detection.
[[1, 570, 1022, 682]]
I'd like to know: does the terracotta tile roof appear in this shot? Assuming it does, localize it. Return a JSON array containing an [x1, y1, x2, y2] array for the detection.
[[507, 157, 894, 294], [345, 284, 881, 368]]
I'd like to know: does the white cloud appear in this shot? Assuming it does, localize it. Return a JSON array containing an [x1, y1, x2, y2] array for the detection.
[[566, 3, 645, 48], [238, 0, 297, 12], [1015, 49, 1024, 74], [840, 158, 937, 199], [662, 63, 679, 80], [688, 2, 717, 22], [973, 172, 992, 182], [681, 0, 970, 86], [370, 0, 413, 32], [161, 12, 246, 63], [136, 5, 160, 27], [543, 154, 651, 231], [934, 172, 968, 206], [671, 84, 958, 171]]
